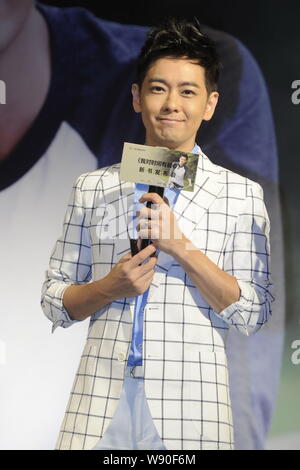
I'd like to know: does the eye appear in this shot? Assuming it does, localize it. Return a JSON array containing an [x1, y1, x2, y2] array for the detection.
[[150, 85, 165, 93], [181, 89, 196, 96]]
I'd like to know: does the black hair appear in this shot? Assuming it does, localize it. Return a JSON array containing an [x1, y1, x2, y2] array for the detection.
[[136, 18, 221, 94]]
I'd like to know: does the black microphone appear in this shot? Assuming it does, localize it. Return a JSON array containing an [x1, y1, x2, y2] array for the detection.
[[130, 185, 164, 256]]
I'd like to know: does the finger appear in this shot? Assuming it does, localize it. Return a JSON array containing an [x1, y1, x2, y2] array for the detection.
[[138, 228, 155, 240], [139, 231, 160, 241], [136, 219, 151, 233], [139, 219, 161, 239], [118, 252, 132, 263], [139, 206, 160, 220], [137, 255, 157, 275], [130, 243, 157, 267], [138, 219, 155, 231], [139, 193, 164, 206], [135, 267, 156, 286]]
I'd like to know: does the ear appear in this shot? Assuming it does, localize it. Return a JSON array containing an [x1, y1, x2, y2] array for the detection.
[[203, 92, 219, 121], [131, 83, 142, 113]]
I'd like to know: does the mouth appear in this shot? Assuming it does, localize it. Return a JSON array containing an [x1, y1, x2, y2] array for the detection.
[[156, 117, 185, 124]]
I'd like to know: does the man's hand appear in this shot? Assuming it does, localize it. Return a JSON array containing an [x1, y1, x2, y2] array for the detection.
[[102, 243, 158, 299], [63, 244, 157, 321], [138, 194, 240, 315], [137, 193, 187, 255]]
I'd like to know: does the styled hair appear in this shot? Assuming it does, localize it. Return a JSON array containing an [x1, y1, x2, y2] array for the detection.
[[136, 18, 221, 94]]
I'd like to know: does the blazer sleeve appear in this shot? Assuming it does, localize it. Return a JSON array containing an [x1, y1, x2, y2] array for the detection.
[[41, 175, 92, 332], [217, 182, 275, 336]]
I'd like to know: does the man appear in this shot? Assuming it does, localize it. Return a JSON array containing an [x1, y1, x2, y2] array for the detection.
[[41, 19, 274, 450], [167, 154, 192, 189]]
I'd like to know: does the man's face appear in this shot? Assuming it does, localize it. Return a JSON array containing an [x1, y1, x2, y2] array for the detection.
[[179, 156, 188, 166], [132, 57, 219, 153]]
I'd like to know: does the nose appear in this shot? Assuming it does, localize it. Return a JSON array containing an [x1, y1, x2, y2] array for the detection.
[[161, 90, 180, 113]]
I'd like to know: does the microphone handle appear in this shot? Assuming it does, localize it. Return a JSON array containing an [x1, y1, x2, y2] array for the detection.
[[130, 185, 164, 256], [147, 185, 165, 201]]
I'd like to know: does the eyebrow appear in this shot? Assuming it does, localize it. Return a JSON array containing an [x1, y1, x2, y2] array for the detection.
[[148, 78, 200, 88]]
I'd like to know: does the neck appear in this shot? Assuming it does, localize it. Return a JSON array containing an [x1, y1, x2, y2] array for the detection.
[[0, 6, 51, 161]]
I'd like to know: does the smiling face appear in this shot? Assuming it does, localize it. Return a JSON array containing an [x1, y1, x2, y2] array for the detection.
[[179, 155, 188, 166], [132, 57, 219, 153]]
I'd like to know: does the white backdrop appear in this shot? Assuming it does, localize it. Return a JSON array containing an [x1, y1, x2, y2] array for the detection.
[[0, 122, 96, 449]]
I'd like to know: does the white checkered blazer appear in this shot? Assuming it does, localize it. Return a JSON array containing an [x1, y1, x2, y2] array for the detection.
[[41, 150, 274, 450]]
